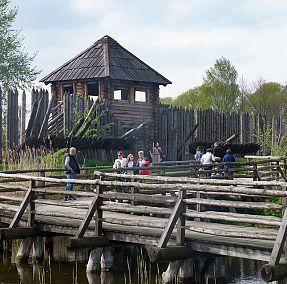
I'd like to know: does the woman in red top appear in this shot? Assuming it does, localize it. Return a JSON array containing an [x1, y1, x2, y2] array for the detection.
[[141, 160, 152, 175]]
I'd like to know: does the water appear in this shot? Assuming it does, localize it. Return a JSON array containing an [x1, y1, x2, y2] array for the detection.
[[0, 238, 285, 284]]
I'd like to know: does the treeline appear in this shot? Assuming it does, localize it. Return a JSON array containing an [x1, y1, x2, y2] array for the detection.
[[161, 57, 287, 120]]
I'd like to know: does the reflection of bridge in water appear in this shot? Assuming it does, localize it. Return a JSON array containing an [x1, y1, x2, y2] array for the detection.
[[0, 158, 287, 282]]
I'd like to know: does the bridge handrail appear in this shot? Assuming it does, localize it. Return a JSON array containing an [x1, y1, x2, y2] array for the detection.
[[1, 171, 287, 195], [1, 169, 287, 272], [0, 166, 109, 174]]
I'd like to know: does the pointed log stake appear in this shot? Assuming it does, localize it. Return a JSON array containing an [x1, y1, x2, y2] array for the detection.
[[119, 123, 146, 140], [223, 133, 239, 144], [38, 93, 56, 139], [25, 100, 38, 138], [75, 100, 99, 137], [177, 124, 198, 156]]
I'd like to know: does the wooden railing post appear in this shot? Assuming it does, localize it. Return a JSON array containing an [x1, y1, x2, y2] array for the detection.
[[283, 159, 287, 178], [38, 171, 45, 188], [176, 188, 186, 246], [195, 191, 201, 222], [252, 163, 262, 181], [282, 185, 287, 261], [95, 184, 103, 237], [130, 178, 135, 206], [276, 161, 280, 181], [28, 180, 36, 227], [269, 203, 287, 266], [223, 163, 228, 179], [85, 169, 91, 191], [158, 187, 184, 248]]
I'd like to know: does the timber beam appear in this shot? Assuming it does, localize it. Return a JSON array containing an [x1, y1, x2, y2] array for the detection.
[[0, 227, 39, 240], [67, 237, 110, 250], [146, 245, 193, 263]]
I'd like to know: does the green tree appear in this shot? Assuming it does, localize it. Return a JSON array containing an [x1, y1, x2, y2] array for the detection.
[[172, 86, 211, 109], [245, 81, 286, 119], [160, 96, 174, 106], [0, 0, 39, 91], [203, 57, 239, 112]]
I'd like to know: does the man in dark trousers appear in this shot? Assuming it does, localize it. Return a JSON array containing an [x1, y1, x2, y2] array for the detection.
[[212, 142, 224, 162], [64, 147, 80, 201]]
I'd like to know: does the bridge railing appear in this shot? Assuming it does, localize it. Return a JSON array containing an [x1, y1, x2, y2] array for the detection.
[[97, 157, 287, 181], [1, 170, 287, 275]]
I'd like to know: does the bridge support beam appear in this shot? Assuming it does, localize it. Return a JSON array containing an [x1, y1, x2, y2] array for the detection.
[[178, 258, 194, 279], [16, 237, 34, 263], [86, 247, 104, 272], [33, 237, 44, 264], [146, 245, 193, 262], [162, 260, 182, 283], [100, 246, 114, 271]]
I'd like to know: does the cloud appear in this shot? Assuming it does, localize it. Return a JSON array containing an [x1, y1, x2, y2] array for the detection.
[[10, 0, 287, 99]]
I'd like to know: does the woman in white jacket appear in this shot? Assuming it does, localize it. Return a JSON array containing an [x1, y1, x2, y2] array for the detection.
[[201, 148, 214, 177]]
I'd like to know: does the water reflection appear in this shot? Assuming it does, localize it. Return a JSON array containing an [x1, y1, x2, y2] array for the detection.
[[0, 237, 287, 284]]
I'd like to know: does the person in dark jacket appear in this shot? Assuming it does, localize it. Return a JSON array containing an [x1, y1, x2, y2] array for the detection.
[[222, 149, 236, 178], [212, 142, 224, 162], [64, 147, 80, 201]]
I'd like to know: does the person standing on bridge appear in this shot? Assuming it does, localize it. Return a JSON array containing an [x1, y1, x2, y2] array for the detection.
[[64, 147, 80, 201], [222, 149, 236, 178]]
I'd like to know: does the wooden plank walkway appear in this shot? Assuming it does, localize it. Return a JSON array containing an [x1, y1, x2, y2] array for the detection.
[[1, 165, 287, 281], [0, 197, 280, 262]]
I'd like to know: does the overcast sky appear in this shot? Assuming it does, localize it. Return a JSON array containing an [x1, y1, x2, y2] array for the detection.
[[10, 0, 287, 98]]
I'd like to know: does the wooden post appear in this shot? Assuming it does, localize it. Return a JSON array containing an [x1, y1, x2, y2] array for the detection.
[[38, 171, 45, 188], [195, 191, 201, 222], [85, 169, 91, 191], [95, 185, 103, 236], [0, 87, 2, 162], [282, 185, 287, 261], [252, 163, 258, 181], [38, 92, 56, 139], [269, 206, 287, 266], [162, 260, 181, 283], [20, 90, 26, 144], [16, 237, 34, 263], [76, 193, 100, 238], [276, 160, 280, 181], [176, 189, 186, 246], [100, 246, 114, 271], [33, 237, 44, 264], [28, 181, 36, 227], [178, 258, 194, 280], [130, 178, 135, 206], [158, 188, 184, 248], [86, 247, 103, 272]]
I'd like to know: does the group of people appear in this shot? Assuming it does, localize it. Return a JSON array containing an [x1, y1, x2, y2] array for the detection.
[[113, 150, 152, 175], [194, 142, 236, 177], [63, 145, 162, 201]]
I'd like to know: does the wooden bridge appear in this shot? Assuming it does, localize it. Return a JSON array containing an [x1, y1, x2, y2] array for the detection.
[[0, 159, 287, 281]]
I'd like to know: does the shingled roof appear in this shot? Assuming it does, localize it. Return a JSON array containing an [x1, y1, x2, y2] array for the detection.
[[40, 35, 171, 86]]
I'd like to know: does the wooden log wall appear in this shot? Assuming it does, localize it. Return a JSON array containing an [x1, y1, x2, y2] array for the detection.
[[0, 87, 2, 161], [159, 105, 267, 160], [6, 89, 19, 150], [63, 93, 120, 137], [26, 88, 49, 139]]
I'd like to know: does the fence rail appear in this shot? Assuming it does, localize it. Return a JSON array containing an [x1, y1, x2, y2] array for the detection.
[[1, 165, 287, 281]]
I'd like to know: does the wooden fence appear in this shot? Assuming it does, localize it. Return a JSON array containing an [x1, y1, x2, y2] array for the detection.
[[2, 88, 287, 162], [159, 106, 282, 160]]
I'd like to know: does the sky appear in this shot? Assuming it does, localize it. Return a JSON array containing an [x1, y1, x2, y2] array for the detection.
[[9, 0, 287, 98]]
